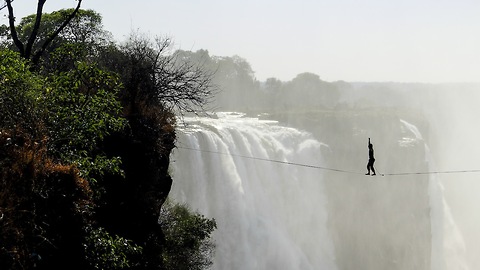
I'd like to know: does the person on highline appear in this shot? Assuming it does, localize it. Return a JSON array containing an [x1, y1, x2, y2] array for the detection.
[[366, 138, 376, 176]]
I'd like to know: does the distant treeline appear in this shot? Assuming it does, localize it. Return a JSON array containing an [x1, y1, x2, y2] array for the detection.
[[175, 50, 351, 111]]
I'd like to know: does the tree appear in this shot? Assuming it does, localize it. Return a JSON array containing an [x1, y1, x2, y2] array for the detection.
[[282, 72, 340, 108], [84, 227, 143, 270], [0, 49, 43, 137], [3, 0, 83, 64], [212, 55, 257, 108], [91, 33, 212, 269], [43, 60, 126, 183], [118, 32, 217, 116], [265, 77, 282, 92], [160, 201, 216, 270], [6, 8, 111, 59], [0, 48, 95, 270], [1, 46, 126, 186], [1, 8, 218, 268]]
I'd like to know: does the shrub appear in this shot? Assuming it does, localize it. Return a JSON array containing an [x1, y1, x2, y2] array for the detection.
[[84, 227, 143, 270], [0, 50, 43, 138], [160, 200, 217, 270]]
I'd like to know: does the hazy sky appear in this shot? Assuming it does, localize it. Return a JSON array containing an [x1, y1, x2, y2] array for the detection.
[[4, 0, 480, 83]]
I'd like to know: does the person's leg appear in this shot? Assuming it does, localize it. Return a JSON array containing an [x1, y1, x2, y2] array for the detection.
[[366, 161, 371, 175], [371, 160, 376, 175]]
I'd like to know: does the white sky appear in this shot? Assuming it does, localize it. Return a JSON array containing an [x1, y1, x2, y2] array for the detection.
[[3, 0, 480, 83]]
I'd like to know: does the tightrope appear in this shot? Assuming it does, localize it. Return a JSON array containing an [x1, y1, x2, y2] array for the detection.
[[177, 146, 363, 175], [175, 146, 480, 177], [382, 170, 480, 176]]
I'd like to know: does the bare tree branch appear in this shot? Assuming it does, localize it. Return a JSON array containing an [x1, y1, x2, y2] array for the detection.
[[32, 0, 83, 65], [120, 33, 217, 117], [24, 0, 46, 58], [3, 0, 83, 64], [5, 0, 24, 56], [149, 38, 216, 115], [0, 0, 14, 11]]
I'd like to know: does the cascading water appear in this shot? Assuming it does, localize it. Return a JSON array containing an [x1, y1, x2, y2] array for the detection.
[[402, 120, 469, 270], [168, 111, 470, 270], [169, 112, 336, 270]]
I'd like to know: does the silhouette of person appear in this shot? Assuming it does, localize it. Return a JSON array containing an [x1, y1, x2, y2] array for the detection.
[[366, 138, 376, 175]]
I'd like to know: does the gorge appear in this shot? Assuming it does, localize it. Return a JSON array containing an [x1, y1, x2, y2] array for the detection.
[[168, 83, 478, 270]]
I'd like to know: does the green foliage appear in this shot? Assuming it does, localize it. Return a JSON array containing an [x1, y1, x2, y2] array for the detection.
[[0, 24, 9, 49], [43, 42, 90, 72], [0, 130, 94, 270], [1, 7, 217, 269], [85, 227, 143, 270], [0, 48, 127, 266], [0, 50, 43, 136], [0, 49, 126, 184], [160, 200, 217, 270], [1, 9, 110, 52], [44, 60, 126, 181]]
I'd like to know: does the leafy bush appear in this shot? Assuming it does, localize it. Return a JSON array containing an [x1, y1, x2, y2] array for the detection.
[[44, 60, 127, 182], [160, 200, 217, 270], [84, 227, 143, 270], [0, 50, 43, 137], [0, 131, 93, 269], [0, 48, 127, 268], [0, 49, 126, 183]]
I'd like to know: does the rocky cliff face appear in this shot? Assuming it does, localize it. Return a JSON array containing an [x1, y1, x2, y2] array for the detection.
[[99, 112, 176, 268]]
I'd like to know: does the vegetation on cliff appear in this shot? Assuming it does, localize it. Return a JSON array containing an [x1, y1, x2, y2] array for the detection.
[[1, 3, 215, 269]]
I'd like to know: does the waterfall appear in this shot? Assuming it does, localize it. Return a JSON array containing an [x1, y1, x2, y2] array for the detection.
[[401, 119, 469, 270], [169, 112, 336, 270], [169, 112, 470, 270], [429, 170, 469, 270]]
